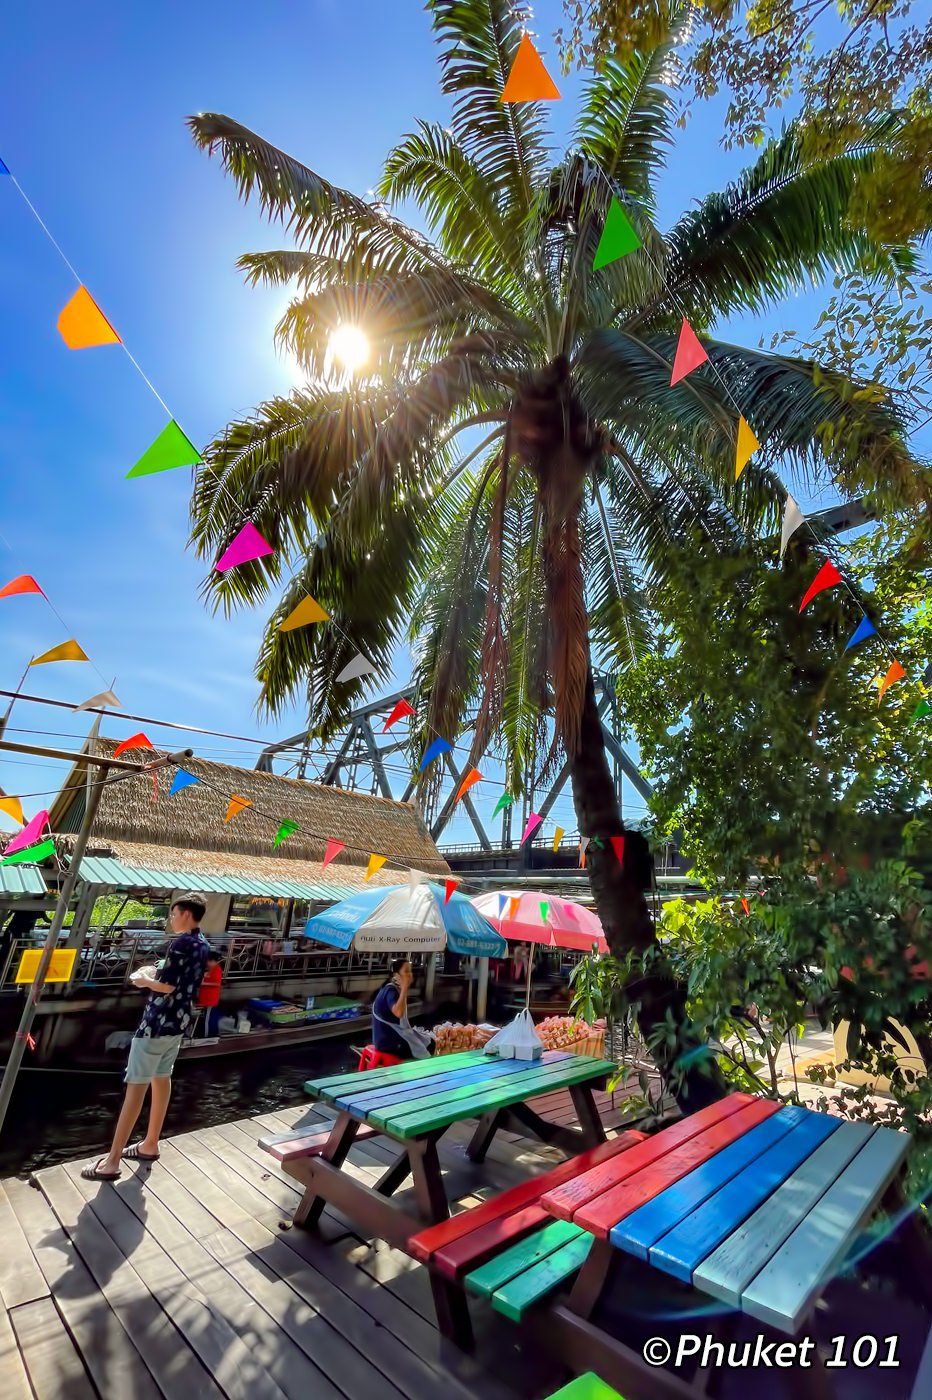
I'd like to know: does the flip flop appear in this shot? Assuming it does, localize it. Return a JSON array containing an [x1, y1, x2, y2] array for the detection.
[[122, 1144, 159, 1162], [80, 1160, 121, 1182]]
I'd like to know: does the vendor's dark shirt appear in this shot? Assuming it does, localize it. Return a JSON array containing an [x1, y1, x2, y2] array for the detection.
[[136, 930, 210, 1039], [372, 982, 409, 1057]]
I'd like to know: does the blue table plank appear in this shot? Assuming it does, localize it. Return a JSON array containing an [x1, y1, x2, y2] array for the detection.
[[336, 1056, 531, 1113], [647, 1108, 841, 1283], [612, 1106, 808, 1261]]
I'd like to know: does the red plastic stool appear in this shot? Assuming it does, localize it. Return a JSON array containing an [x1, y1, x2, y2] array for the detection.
[[356, 1044, 404, 1072]]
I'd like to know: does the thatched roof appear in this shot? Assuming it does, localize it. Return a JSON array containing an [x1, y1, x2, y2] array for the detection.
[[48, 738, 448, 889]]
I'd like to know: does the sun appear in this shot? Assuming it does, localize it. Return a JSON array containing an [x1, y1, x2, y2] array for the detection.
[[329, 323, 370, 375]]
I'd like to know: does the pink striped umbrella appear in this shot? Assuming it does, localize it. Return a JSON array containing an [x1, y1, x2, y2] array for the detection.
[[471, 890, 608, 953]]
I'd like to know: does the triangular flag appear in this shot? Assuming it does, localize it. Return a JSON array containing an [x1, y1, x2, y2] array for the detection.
[[30, 640, 89, 666], [169, 770, 199, 797], [580, 836, 590, 869], [408, 867, 429, 892], [224, 795, 252, 822], [0, 575, 44, 600], [610, 835, 625, 865], [780, 497, 806, 558], [384, 698, 416, 731], [279, 594, 329, 630], [57, 286, 121, 350], [914, 700, 932, 720], [216, 522, 274, 573], [878, 659, 906, 702], [520, 812, 542, 844], [552, 827, 565, 852], [507, 896, 521, 920], [336, 652, 376, 684], [3, 810, 48, 857], [740, 897, 750, 916], [366, 853, 387, 882], [2, 838, 56, 866], [540, 901, 549, 924], [454, 767, 483, 804], [274, 819, 299, 849], [127, 420, 203, 479], [492, 793, 514, 818], [323, 838, 345, 870], [799, 560, 842, 612], [112, 732, 153, 758], [844, 616, 877, 652], [497, 894, 508, 918], [593, 197, 642, 270], [74, 689, 121, 712], [670, 319, 708, 386], [444, 878, 459, 905], [0, 156, 8, 175], [419, 737, 452, 773], [500, 33, 560, 102], [0, 797, 25, 826], [735, 417, 760, 480]]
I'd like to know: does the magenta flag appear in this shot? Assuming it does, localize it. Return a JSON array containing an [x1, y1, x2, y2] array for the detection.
[[3, 809, 49, 857], [520, 812, 543, 844], [215, 522, 274, 572]]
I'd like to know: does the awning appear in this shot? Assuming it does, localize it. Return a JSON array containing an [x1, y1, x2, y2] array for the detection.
[[0, 865, 48, 896], [73, 855, 360, 904]]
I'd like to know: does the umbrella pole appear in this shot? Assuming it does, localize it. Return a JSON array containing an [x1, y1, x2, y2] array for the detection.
[[524, 942, 534, 1011]]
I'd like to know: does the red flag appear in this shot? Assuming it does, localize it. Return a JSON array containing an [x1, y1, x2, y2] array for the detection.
[[322, 838, 345, 871], [0, 575, 45, 599], [113, 732, 153, 758], [799, 560, 842, 612], [740, 898, 750, 916], [383, 698, 415, 731], [610, 835, 625, 866], [878, 659, 906, 702], [444, 878, 459, 905], [670, 319, 708, 386]]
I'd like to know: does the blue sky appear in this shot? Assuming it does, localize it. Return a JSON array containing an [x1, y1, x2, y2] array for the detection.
[[0, 0, 923, 847]]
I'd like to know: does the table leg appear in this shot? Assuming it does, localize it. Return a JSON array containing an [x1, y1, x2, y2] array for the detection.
[[429, 1274, 475, 1350], [293, 1111, 358, 1229], [409, 1133, 450, 1224], [566, 1236, 617, 1320], [375, 1146, 414, 1197], [466, 1109, 505, 1163], [568, 1082, 608, 1148]]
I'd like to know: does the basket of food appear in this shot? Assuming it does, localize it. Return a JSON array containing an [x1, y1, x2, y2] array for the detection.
[[536, 1015, 606, 1058], [432, 1021, 499, 1055]]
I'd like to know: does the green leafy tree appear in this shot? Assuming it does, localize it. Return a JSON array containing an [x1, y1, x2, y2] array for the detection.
[[188, 0, 926, 1102]]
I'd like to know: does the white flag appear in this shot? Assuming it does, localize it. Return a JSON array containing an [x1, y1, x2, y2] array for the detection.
[[74, 689, 122, 712], [780, 496, 805, 558], [336, 652, 377, 685], [408, 868, 430, 894]]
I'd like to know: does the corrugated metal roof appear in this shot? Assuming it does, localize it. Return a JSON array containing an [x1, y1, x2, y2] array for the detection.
[[0, 865, 48, 896], [74, 855, 358, 903]]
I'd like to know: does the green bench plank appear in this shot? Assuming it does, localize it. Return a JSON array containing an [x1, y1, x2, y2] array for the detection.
[[306, 1050, 487, 1101], [371, 1056, 617, 1138], [465, 1219, 585, 1298], [490, 1231, 594, 1322], [546, 1375, 625, 1400]]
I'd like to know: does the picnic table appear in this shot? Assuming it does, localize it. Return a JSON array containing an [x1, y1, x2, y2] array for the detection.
[[287, 1048, 616, 1249]]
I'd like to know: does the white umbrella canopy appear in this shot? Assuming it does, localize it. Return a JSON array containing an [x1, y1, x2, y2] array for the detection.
[[305, 883, 507, 957]]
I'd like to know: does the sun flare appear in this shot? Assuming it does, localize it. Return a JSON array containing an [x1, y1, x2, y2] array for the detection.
[[329, 323, 370, 375]]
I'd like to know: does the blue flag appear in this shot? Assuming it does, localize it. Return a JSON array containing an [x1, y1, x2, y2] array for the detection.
[[844, 616, 876, 652], [418, 737, 452, 774], [0, 156, 9, 176], [169, 769, 199, 797]]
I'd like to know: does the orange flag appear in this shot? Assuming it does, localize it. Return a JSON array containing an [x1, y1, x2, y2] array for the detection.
[[225, 795, 252, 822], [57, 286, 121, 349], [0, 797, 24, 826], [507, 895, 521, 921], [113, 732, 153, 758], [454, 767, 483, 804], [30, 640, 89, 666], [444, 878, 459, 904], [0, 575, 44, 599], [279, 595, 329, 630], [366, 853, 387, 882], [878, 660, 906, 702], [500, 34, 560, 102]]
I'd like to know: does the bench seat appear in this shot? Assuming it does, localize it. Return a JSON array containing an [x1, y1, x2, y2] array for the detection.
[[258, 1120, 380, 1163]]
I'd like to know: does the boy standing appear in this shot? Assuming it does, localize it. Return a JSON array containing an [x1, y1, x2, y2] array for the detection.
[[82, 895, 209, 1181]]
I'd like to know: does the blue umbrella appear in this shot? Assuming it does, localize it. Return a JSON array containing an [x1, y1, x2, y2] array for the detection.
[[306, 883, 506, 958]]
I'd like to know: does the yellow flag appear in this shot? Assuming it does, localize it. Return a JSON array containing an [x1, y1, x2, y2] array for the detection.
[[735, 416, 760, 480], [225, 795, 252, 823], [0, 796, 24, 826], [30, 640, 90, 666], [280, 595, 330, 631], [552, 826, 565, 852], [366, 853, 387, 882]]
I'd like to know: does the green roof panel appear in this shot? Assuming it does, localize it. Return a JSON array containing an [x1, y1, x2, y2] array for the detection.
[[73, 855, 356, 904], [0, 864, 48, 896]]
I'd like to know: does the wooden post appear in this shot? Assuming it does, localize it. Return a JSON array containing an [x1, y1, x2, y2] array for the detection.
[[476, 956, 489, 1021]]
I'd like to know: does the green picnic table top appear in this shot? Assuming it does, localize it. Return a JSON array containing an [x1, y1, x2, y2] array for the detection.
[[545, 1374, 625, 1400]]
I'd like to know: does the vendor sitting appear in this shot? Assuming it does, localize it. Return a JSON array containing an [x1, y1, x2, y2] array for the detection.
[[372, 957, 414, 1062]]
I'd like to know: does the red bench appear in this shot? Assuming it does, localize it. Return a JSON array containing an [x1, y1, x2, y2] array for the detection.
[[258, 1120, 380, 1163]]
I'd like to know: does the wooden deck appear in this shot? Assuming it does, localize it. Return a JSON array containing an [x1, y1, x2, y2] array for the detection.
[[0, 1085, 646, 1400]]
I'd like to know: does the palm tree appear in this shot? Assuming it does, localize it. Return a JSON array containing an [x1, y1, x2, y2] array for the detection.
[[188, 0, 925, 1103]]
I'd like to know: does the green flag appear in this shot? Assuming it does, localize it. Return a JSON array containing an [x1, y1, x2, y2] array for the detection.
[[914, 700, 932, 720], [127, 420, 203, 479], [274, 820, 300, 849], [492, 793, 514, 818], [593, 196, 642, 270], [1, 838, 55, 865], [540, 901, 549, 924]]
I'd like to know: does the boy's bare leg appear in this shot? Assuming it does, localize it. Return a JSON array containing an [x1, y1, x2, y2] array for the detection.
[[91, 1082, 149, 1175], [137, 1076, 172, 1157]]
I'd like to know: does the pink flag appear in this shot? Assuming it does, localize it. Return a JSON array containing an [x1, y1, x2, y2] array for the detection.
[[520, 812, 543, 844], [322, 838, 345, 870], [215, 523, 274, 572], [4, 809, 49, 857], [799, 559, 842, 612], [670, 319, 708, 386]]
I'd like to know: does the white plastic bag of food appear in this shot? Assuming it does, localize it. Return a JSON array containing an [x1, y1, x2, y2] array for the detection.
[[482, 1008, 543, 1060]]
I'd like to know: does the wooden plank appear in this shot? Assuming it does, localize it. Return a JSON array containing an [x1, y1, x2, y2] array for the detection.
[[693, 1119, 875, 1309], [542, 1093, 755, 1222], [610, 1105, 803, 1259], [740, 1125, 909, 1332], [465, 1220, 585, 1298], [9, 1295, 95, 1400], [647, 1107, 839, 1282], [5, 1176, 164, 1400], [375, 1058, 616, 1139], [0, 1291, 33, 1400], [338, 1058, 532, 1114], [575, 1100, 778, 1238], [0, 1181, 49, 1309], [260, 1123, 381, 1160], [490, 1232, 594, 1322], [410, 1130, 645, 1264]]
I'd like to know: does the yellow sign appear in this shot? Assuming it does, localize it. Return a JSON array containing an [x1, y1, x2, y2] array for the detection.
[[15, 948, 77, 984]]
